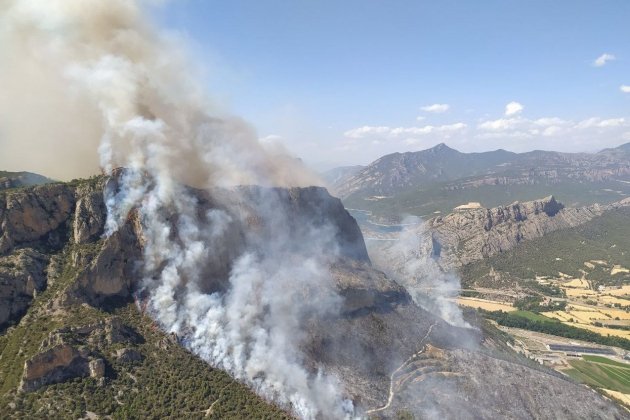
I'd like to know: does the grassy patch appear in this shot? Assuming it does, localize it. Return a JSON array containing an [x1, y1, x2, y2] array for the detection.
[[567, 360, 630, 393], [583, 355, 630, 369], [512, 311, 555, 323]]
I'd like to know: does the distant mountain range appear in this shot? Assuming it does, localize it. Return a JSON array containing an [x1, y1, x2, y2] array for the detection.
[[0, 171, 53, 191], [324, 142, 630, 220]]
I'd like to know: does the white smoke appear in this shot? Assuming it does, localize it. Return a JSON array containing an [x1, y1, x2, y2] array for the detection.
[[1, 1, 355, 418], [369, 216, 469, 328]]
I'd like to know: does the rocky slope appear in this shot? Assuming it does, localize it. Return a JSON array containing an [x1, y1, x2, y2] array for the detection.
[[0, 173, 626, 418], [425, 196, 630, 269]]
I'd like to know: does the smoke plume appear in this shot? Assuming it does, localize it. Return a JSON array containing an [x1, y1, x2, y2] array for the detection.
[[369, 216, 469, 328], [1, 1, 355, 418]]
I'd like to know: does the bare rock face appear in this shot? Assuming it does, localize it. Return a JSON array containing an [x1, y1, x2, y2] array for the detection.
[[0, 184, 75, 254], [0, 248, 49, 329], [89, 359, 105, 378], [19, 344, 90, 392], [426, 196, 630, 269], [115, 348, 143, 364], [73, 189, 106, 244], [66, 219, 142, 306]]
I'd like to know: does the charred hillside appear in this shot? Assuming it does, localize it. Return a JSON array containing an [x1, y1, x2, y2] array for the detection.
[[0, 173, 626, 418]]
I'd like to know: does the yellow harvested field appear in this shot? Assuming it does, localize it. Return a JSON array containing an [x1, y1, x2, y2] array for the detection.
[[590, 260, 608, 266], [605, 286, 630, 296], [562, 322, 630, 340], [611, 265, 630, 275], [456, 297, 515, 312], [563, 278, 590, 289], [564, 288, 597, 298], [568, 303, 599, 311], [584, 262, 595, 269], [607, 286, 630, 296], [599, 296, 630, 308], [544, 311, 573, 322], [597, 308, 630, 320], [545, 310, 595, 323], [570, 311, 605, 322], [602, 389, 630, 407], [546, 303, 630, 334]]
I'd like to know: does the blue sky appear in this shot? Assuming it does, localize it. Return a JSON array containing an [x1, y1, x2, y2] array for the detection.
[[154, 0, 630, 168]]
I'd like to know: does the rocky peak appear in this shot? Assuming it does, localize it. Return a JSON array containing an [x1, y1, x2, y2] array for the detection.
[[425, 142, 458, 155]]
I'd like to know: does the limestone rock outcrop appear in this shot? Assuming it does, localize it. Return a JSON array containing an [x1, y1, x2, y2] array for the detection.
[[426, 196, 630, 268], [0, 248, 49, 329], [19, 344, 91, 392]]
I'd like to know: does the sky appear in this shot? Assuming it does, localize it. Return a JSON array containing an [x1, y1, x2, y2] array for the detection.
[[154, 0, 630, 169]]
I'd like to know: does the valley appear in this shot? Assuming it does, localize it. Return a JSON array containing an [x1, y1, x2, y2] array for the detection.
[[2, 1, 629, 418], [336, 145, 630, 410]]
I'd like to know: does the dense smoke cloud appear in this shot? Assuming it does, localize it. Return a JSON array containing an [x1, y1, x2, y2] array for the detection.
[[1, 1, 354, 418], [0, 0, 317, 186]]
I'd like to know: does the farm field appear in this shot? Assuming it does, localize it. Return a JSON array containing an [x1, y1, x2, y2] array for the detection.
[[511, 311, 555, 322], [602, 389, 630, 407], [455, 297, 515, 312], [563, 359, 630, 394], [583, 355, 630, 368]]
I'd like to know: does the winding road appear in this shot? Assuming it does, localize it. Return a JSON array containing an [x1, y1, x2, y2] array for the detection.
[[366, 322, 438, 414]]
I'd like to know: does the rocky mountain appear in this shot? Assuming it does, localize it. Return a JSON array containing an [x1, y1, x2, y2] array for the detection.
[[333, 143, 517, 198], [333, 142, 630, 219], [0, 171, 53, 191], [424, 195, 630, 269], [0, 173, 626, 418], [321, 165, 364, 187]]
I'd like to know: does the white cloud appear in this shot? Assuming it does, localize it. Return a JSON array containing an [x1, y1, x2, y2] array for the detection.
[[340, 106, 630, 164], [621, 85, 630, 93], [344, 123, 466, 140], [577, 117, 626, 129], [534, 117, 569, 127], [421, 103, 449, 113], [593, 53, 616, 67], [343, 126, 391, 139], [478, 118, 522, 131], [504, 101, 524, 117]]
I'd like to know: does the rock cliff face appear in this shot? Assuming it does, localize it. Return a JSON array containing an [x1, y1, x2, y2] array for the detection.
[[0, 249, 49, 328], [0, 175, 370, 328], [0, 179, 111, 330], [19, 344, 91, 392], [426, 196, 630, 269]]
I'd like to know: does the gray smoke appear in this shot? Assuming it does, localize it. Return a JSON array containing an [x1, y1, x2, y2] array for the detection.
[[1, 1, 356, 418], [369, 216, 469, 328]]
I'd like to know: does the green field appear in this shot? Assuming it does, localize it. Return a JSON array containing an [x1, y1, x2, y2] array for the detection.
[[511, 311, 555, 323], [583, 355, 630, 368], [565, 359, 630, 393]]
